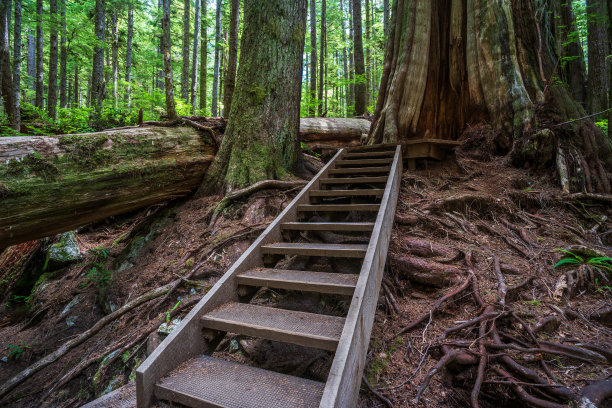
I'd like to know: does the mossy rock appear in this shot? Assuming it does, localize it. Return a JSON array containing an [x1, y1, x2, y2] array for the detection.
[[45, 231, 82, 269]]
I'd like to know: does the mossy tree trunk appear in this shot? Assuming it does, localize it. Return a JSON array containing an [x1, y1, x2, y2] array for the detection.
[[200, 0, 306, 194], [369, 0, 611, 193]]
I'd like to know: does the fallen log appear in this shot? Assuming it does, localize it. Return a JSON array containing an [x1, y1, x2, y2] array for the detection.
[[0, 126, 215, 246], [299, 117, 371, 148]]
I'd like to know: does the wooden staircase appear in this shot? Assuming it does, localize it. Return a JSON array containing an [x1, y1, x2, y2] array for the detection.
[[136, 144, 402, 408]]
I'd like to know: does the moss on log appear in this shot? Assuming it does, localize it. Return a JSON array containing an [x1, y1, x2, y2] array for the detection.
[[0, 126, 215, 246]]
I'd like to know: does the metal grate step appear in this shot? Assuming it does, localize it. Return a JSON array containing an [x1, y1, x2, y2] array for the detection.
[[261, 242, 368, 258], [237, 268, 358, 295], [201, 302, 345, 351], [156, 355, 324, 408]]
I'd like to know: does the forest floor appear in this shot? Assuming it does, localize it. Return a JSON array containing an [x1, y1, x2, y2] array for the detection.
[[0, 141, 610, 407]]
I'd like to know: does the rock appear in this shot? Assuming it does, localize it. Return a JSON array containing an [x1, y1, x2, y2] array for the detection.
[[65, 316, 78, 327], [45, 231, 81, 269], [158, 318, 182, 335], [1, 357, 7, 363], [59, 296, 80, 318]]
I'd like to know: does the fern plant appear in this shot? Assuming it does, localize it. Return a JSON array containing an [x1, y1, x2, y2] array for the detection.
[[554, 249, 612, 274]]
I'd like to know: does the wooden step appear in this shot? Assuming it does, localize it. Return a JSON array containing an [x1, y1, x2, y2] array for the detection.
[[261, 242, 368, 258], [328, 166, 390, 175], [156, 355, 324, 408], [343, 151, 394, 159], [320, 176, 388, 185], [336, 158, 393, 166], [345, 143, 397, 152], [200, 302, 345, 351], [281, 221, 375, 231], [237, 268, 358, 295], [297, 204, 380, 212], [309, 189, 385, 197]]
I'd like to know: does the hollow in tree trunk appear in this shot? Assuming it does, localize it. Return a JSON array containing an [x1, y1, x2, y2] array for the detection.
[[199, 0, 306, 194]]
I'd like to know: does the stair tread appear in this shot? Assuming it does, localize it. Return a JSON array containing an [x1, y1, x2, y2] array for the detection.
[[320, 176, 388, 184], [345, 143, 397, 152], [328, 166, 390, 174], [281, 221, 375, 231], [298, 204, 380, 211], [261, 242, 368, 258], [309, 189, 385, 197], [336, 158, 393, 165], [201, 302, 345, 351], [343, 151, 394, 158], [156, 355, 324, 408], [237, 268, 358, 295]]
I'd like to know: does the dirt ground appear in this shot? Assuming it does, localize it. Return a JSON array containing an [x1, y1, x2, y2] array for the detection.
[[0, 146, 610, 407]]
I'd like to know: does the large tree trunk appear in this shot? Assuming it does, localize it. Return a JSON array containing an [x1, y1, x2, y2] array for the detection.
[[91, 0, 105, 113], [0, 0, 14, 127], [211, 0, 222, 116], [59, 0, 67, 109], [48, 0, 59, 119], [12, 0, 21, 132], [586, 0, 608, 117], [368, 0, 611, 194], [35, 0, 43, 109], [199, 2, 207, 113], [27, 30, 35, 97], [300, 117, 370, 148], [223, 0, 239, 116], [181, 0, 190, 102], [309, 0, 317, 117], [190, 0, 201, 113], [162, 0, 178, 119], [352, 0, 366, 115], [0, 127, 215, 247], [199, 0, 306, 193]]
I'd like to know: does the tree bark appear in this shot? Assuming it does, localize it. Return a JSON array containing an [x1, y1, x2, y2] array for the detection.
[[59, 0, 67, 108], [0, 0, 14, 126], [111, 9, 119, 108], [162, 0, 178, 119], [300, 117, 370, 147], [365, 0, 371, 106], [211, 0, 222, 116], [309, 0, 317, 117], [318, 0, 326, 116], [181, 0, 191, 102], [352, 0, 366, 115], [199, 2, 207, 113], [190, 0, 201, 113], [74, 65, 79, 107], [383, 0, 389, 38], [27, 29, 35, 96], [48, 0, 59, 119], [0, 127, 215, 247], [91, 0, 105, 113], [340, 0, 349, 117], [223, 0, 239, 116], [12, 0, 21, 131], [347, 0, 354, 116], [35, 0, 43, 109], [199, 0, 306, 194], [586, 0, 608, 116], [125, 1, 134, 107]]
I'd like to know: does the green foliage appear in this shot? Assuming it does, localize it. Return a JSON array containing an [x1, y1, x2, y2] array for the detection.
[[594, 119, 608, 135], [5, 341, 33, 360], [165, 300, 181, 323], [83, 247, 112, 300], [553, 249, 612, 274]]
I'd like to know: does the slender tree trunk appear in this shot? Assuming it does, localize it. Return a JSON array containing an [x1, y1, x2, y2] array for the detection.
[[586, 0, 608, 116], [74, 65, 79, 107], [309, 0, 316, 116], [91, 0, 105, 113], [59, 0, 67, 108], [12, 0, 21, 131], [352, 0, 366, 115], [348, 0, 354, 115], [0, 0, 14, 126], [211, 0, 222, 116], [383, 0, 389, 38], [190, 0, 201, 113], [223, 0, 239, 116], [48, 0, 59, 118], [157, 0, 164, 90], [219, 31, 225, 105], [125, 1, 133, 107], [199, 2, 207, 113], [318, 0, 325, 116], [27, 29, 35, 95], [181, 0, 190, 102], [162, 0, 178, 119], [35, 0, 43, 109], [340, 0, 349, 116], [111, 9, 119, 108], [200, 0, 306, 194], [608, 0, 612, 141], [365, 0, 371, 106]]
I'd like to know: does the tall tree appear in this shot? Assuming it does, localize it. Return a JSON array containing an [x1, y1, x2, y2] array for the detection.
[[199, 1, 207, 112], [365, 0, 371, 105], [59, 0, 67, 108], [35, 0, 43, 108], [586, 0, 608, 116], [347, 0, 355, 115], [309, 0, 316, 116], [125, 1, 133, 107], [339, 0, 349, 116], [223, 0, 239, 115], [200, 0, 306, 193], [190, 0, 201, 112], [48, 0, 59, 118], [13, 0, 21, 131], [0, 0, 15, 126], [111, 9, 119, 108], [383, 0, 389, 37], [27, 29, 35, 94], [91, 0, 105, 113], [211, 0, 222, 116], [352, 0, 365, 115], [162, 0, 178, 119], [318, 0, 325, 116], [181, 0, 190, 101], [608, 0, 612, 140]]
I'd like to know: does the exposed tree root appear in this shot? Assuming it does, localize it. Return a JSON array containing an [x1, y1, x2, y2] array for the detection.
[[391, 255, 464, 287]]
